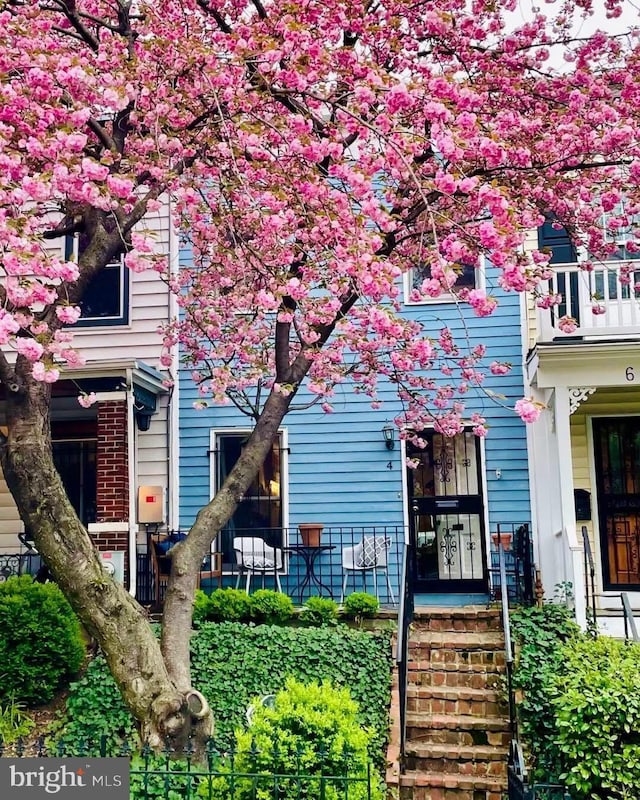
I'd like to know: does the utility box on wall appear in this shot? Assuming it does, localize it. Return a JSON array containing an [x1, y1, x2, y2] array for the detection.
[[138, 485, 165, 524], [100, 551, 125, 583]]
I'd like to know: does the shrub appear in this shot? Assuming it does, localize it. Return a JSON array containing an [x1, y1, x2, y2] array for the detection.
[[510, 604, 579, 781], [249, 589, 294, 624], [0, 576, 85, 706], [192, 589, 210, 626], [0, 697, 35, 745], [342, 592, 379, 621], [552, 637, 640, 798], [202, 588, 252, 622], [299, 596, 338, 626], [199, 679, 384, 800], [191, 623, 392, 761]]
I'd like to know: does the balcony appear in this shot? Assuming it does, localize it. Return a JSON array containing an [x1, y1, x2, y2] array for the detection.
[[538, 260, 640, 341]]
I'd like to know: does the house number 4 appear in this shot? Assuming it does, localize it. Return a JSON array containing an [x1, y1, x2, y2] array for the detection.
[[626, 367, 635, 382]]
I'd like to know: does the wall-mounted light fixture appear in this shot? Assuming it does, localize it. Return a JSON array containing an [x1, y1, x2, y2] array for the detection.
[[382, 423, 395, 451], [135, 407, 154, 432]]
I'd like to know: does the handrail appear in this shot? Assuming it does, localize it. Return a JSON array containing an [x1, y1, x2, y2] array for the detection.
[[581, 526, 597, 630], [496, 524, 517, 743], [396, 540, 413, 764], [621, 592, 639, 643]]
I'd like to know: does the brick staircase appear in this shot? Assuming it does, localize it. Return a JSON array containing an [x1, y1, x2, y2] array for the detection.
[[398, 606, 510, 800]]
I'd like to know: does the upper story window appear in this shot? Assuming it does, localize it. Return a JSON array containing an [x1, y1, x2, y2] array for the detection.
[[66, 233, 129, 327], [404, 262, 480, 305]]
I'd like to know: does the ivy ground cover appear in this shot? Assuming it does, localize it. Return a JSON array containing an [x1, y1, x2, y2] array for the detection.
[[55, 623, 392, 766]]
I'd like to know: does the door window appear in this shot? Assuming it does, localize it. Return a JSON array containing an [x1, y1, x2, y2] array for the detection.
[[215, 433, 284, 565]]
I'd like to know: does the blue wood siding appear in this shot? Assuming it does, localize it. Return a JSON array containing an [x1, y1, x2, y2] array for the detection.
[[178, 261, 531, 585]]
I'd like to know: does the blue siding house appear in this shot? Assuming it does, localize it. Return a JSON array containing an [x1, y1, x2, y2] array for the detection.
[[178, 259, 531, 604]]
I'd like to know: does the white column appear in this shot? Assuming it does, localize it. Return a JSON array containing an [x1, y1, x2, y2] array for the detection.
[[554, 386, 586, 627]]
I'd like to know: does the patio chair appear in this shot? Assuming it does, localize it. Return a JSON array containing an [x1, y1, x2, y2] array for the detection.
[[151, 535, 222, 605], [233, 536, 283, 593], [340, 536, 396, 605]]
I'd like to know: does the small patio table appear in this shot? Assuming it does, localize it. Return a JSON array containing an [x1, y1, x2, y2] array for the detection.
[[283, 544, 336, 602]]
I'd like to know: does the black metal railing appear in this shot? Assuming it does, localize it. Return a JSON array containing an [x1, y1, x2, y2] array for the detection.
[[581, 525, 598, 633], [396, 540, 413, 766], [489, 523, 535, 605], [136, 526, 405, 608], [621, 592, 639, 643], [0, 550, 45, 583], [498, 537, 570, 800], [0, 738, 377, 800]]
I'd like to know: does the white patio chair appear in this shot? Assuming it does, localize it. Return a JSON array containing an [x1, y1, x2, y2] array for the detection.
[[340, 536, 396, 605], [233, 536, 283, 593]]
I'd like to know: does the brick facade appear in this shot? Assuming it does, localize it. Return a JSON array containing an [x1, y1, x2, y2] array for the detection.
[[96, 400, 129, 523]]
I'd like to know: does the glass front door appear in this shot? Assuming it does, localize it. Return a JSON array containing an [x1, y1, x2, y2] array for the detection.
[[593, 417, 640, 589], [407, 431, 488, 593]]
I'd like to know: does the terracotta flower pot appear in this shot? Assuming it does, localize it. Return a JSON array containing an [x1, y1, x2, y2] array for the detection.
[[491, 532, 513, 551], [298, 523, 324, 547]]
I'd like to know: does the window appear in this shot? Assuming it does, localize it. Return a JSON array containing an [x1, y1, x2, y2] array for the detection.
[[213, 431, 286, 566], [66, 233, 129, 326], [405, 262, 479, 305], [52, 438, 97, 526]]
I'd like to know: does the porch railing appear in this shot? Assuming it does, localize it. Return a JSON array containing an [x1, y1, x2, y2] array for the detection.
[[396, 541, 413, 765], [135, 526, 405, 608], [489, 523, 535, 605], [538, 260, 640, 340], [581, 525, 598, 632]]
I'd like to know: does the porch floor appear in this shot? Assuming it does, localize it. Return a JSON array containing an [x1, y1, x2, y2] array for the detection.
[[414, 593, 490, 607]]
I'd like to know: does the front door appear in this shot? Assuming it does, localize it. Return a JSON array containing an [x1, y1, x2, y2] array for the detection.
[[593, 417, 640, 590], [407, 431, 488, 593]]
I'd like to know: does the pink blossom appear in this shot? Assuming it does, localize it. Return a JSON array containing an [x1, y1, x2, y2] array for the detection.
[[78, 392, 97, 409], [81, 158, 109, 182], [591, 304, 607, 316], [56, 306, 81, 325], [490, 361, 511, 375], [15, 338, 44, 361], [514, 398, 543, 424], [557, 316, 578, 333]]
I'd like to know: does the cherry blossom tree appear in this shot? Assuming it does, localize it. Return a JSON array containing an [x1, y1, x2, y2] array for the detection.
[[1, 0, 639, 751]]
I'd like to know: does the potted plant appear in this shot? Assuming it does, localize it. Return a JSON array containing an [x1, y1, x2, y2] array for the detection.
[[491, 531, 512, 551], [298, 523, 324, 547]]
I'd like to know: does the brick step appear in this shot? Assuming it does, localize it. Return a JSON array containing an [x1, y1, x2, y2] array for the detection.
[[406, 685, 506, 717], [399, 770, 506, 800], [409, 667, 504, 690], [409, 630, 505, 650], [403, 742, 508, 777], [408, 648, 506, 672], [406, 713, 511, 747], [412, 606, 503, 633]]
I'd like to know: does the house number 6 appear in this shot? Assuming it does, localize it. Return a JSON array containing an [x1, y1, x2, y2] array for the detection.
[[626, 367, 635, 382]]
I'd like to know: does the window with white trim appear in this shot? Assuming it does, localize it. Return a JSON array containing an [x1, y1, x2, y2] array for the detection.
[[404, 262, 482, 305], [66, 233, 129, 326], [213, 431, 287, 566]]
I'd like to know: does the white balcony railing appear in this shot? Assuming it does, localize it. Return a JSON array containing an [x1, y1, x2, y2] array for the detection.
[[538, 260, 640, 340]]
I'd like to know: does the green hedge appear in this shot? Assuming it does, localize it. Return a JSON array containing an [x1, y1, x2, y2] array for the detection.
[[54, 622, 392, 767], [0, 576, 85, 706], [199, 678, 384, 800], [553, 637, 640, 798], [512, 605, 640, 797]]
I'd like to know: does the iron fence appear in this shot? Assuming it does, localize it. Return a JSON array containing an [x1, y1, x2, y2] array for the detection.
[[489, 523, 535, 605], [136, 525, 405, 609], [0, 738, 377, 800]]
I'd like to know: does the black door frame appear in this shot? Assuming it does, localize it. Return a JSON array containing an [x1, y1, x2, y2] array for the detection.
[[407, 431, 489, 594], [593, 416, 640, 591]]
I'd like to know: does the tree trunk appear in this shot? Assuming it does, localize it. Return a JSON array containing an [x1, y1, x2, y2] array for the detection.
[[0, 359, 303, 755], [0, 362, 212, 754], [160, 387, 297, 686]]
